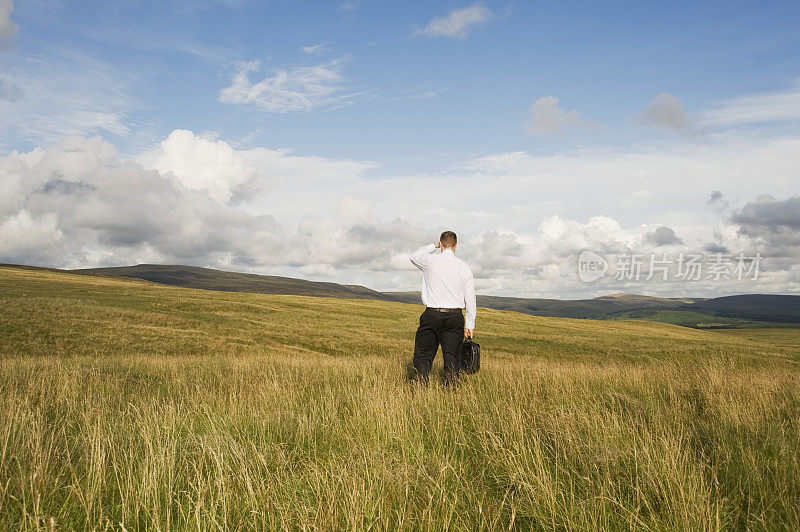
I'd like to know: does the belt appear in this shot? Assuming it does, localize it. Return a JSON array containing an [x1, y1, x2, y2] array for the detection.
[[426, 307, 463, 313]]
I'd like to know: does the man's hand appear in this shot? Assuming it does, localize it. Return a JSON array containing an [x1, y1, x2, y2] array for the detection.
[[464, 328, 473, 339]]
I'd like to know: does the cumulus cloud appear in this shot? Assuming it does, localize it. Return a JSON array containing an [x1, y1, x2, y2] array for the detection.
[[732, 196, 800, 231], [141, 129, 380, 209], [645, 225, 683, 246], [218, 58, 357, 114], [525, 96, 595, 135], [144, 130, 260, 204], [2, 130, 800, 297], [707, 190, 729, 212], [0, 133, 420, 279], [729, 196, 800, 257], [0, 136, 278, 267], [0, 0, 17, 46], [640, 92, 701, 135], [703, 242, 729, 254], [412, 3, 493, 38], [0, 210, 62, 264]]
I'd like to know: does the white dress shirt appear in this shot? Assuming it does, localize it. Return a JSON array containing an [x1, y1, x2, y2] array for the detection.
[[409, 244, 477, 330]]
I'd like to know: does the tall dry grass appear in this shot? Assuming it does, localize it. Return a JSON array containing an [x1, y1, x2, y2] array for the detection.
[[1, 265, 799, 530]]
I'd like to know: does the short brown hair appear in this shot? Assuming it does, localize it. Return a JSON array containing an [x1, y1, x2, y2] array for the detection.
[[440, 230, 457, 248]]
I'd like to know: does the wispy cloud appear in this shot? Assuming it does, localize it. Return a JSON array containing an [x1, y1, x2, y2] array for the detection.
[[391, 91, 438, 102], [0, 49, 135, 148], [338, 2, 359, 12], [525, 96, 597, 135], [300, 43, 328, 54], [639, 85, 800, 135], [412, 3, 493, 39], [0, 0, 18, 46], [391, 83, 445, 102], [703, 83, 800, 126], [218, 58, 359, 114]]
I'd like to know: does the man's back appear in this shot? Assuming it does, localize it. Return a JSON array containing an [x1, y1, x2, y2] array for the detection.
[[408, 233, 476, 384], [410, 244, 476, 330]]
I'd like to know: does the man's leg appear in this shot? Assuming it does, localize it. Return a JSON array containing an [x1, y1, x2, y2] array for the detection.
[[440, 313, 465, 386], [413, 310, 440, 384]]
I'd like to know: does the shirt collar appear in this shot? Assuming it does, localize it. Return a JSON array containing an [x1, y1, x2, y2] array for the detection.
[[442, 248, 454, 256]]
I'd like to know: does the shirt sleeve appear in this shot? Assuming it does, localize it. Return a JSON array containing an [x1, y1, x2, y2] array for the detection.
[[463, 265, 477, 330], [409, 243, 437, 271]]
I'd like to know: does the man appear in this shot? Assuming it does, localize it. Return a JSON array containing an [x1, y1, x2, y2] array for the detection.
[[409, 230, 476, 384]]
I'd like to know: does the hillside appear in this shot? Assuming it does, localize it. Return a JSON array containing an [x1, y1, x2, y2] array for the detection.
[[7, 264, 792, 363], [1, 264, 800, 529], [6, 263, 799, 328], [73, 263, 399, 301], [688, 293, 800, 322], [387, 291, 693, 318], [388, 290, 800, 326]]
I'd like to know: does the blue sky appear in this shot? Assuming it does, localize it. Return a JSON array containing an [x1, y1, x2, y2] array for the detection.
[[7, 0, 800, 160], [1, 0, 799, 298]]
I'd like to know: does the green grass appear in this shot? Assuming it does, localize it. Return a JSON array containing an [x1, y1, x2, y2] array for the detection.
[[605, 309, 775, 329], [1, 265, 800, 530], [712, 327, 800, 348]]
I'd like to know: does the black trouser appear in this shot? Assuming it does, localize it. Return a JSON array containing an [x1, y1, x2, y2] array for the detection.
[[413, 308, 464, 383]]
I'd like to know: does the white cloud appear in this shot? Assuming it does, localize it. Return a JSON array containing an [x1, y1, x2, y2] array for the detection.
[[141, 129, 379, 206], [525, 96, 595, 135], [640, 92, 701, 135], [0, 0, 17, 45], [2, 130, 800, 297], [0, 134, 401, 273], [218, 58, 357, 114], [0, 49, 134, 148], [0, 210, 62, 263], [391, 90, 439, 102], [300, 43, 327, 54], [642, 85, 800, 135], [413, 3, 493, 39], [703, 83, 800, 126], [143, 130, 260, 204]]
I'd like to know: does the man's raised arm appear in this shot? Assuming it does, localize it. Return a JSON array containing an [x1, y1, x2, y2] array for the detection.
[[409, 243, 438, 271], [464, 267, 476, 333]]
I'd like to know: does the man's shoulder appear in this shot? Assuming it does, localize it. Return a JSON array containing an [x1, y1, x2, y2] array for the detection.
[[453, 256, 472, 272]]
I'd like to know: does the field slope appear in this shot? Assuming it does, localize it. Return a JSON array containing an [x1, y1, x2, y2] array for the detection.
[[1, 264, 799, 530], [72, 263, 399, 301]]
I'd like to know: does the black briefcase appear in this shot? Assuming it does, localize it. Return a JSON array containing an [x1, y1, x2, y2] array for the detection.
[[460, 340, 480, 374]]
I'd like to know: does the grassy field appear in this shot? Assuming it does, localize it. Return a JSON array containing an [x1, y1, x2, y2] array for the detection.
[[1, 265, 799, 530]]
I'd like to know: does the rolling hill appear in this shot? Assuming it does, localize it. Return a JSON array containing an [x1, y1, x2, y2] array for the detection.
[[387, 291, 701, 318], [688, 294, 800, 322], [387, 290, 800, 326], [1, 263, 799, 529], [72, 263, 399, 301], [5, 263, 799, 327]]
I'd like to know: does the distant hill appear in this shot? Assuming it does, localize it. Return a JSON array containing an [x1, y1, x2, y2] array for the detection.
[[4, 263, 798, 328], [71, 264, 400, 302], [386, 290, 800, 326], [687, 294, 800, 323], [386, 291, 703, 319]]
